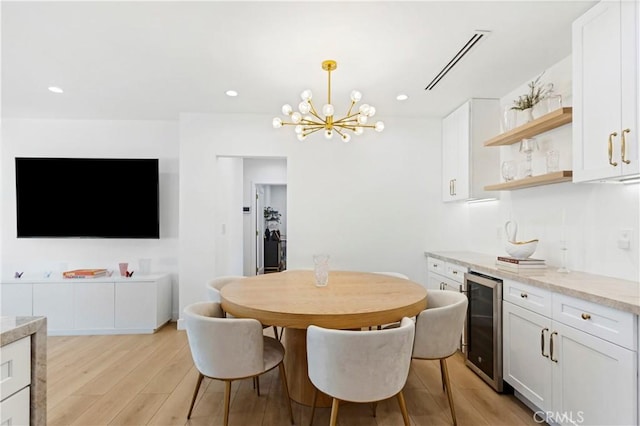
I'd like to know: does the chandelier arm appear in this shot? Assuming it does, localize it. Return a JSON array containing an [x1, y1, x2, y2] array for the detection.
[[346, 100, 357, 117], [308, 100, 322, 119], [303, 123, 325, 130], [301, 117, 324, 126], [334, 123, 357, 131], [333, 127, 346, 137], [333, 112, 361, 124], [303, 127, 324, 137]]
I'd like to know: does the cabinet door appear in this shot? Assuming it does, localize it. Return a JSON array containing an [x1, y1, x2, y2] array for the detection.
[[551, 321, 637, 426], [573, 0, 638, 181], [442, 102, 470, 202], [33, 282, 74, 331], [74, 282, 114, 330], [115, 281, 157, 330], [1, 284, 32, 317], [503, 301, 553, 412]]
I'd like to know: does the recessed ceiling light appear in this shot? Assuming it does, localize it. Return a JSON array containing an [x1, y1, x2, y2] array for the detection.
[[396, 93, 408, 101], [48, 86, 63, 93], [225, 90, 238, 97]]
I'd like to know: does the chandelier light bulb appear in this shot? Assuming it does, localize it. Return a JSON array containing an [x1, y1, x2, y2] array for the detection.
[[322, 104, 334, 117], [299, 101, 311, 114], [273, 60, 384, 141], [367, 106, 376, 117], [301, 90, 313, 101], [325, 129, 333, 139]]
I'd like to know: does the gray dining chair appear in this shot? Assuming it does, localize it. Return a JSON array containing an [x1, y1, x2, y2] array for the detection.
[[306, 317, 415, 426], [184, 301, 294, 426], [412, 289, 468, 426]]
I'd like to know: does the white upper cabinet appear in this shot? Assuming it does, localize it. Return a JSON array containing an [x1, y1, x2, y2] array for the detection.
[[442, 98, 500, 202], [572, 0, 639, 182]]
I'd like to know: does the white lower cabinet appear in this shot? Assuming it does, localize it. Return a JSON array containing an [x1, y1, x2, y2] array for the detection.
[[426, 256, 466, 292], [503, 280, 637, 425], [0, 337, 31, 426], [1, 274, 171, 335]]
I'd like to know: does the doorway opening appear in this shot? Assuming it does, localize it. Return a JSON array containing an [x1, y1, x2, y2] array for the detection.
[[241, 158, 287, 276]]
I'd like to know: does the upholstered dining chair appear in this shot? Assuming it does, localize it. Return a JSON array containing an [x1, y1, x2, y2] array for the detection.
[[207, 275, 281, 341], [372, 271, 409, 329], [306, 317, 415, 426], [412, 289, 468, 426], [183, 301, 294, 426], [373, 271, 410, 280]]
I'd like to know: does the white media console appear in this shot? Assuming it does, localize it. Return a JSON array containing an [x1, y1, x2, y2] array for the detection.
[[0, 274, 171, 335]]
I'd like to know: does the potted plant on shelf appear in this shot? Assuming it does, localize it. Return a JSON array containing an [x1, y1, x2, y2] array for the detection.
[[264, 206, 281, 231], [511, 72, 552, 123]]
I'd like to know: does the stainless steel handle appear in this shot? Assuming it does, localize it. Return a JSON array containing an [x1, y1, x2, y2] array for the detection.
[[449, 180, 454, 196], [452, 179, 457, 196], [520, 293, 528, 299], [550, 331, 558, 363], [452, 270, 458, 275], [541, 328, 549, 358]]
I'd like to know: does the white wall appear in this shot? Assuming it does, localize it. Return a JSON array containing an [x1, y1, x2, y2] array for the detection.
[[465, 56, 639, 281], [178, 113, 442, 324], [1, 118, 181, 317]]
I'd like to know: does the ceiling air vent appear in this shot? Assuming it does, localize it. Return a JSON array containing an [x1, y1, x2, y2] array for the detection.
[[425, 30, 491, 91]]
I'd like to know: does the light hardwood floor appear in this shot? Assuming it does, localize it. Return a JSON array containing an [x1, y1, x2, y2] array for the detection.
[[47, 322, 539, 426]]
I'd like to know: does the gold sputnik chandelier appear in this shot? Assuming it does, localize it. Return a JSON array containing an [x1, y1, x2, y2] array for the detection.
[[272, 60, 384, 142]]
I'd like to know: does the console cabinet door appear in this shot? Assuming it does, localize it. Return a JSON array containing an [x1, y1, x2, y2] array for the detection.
[[33, 283, 74, 331], [1, 284, 32, 317], [74, 282, 114, 330], [551, 320, 637, 426], [115, 281, 156, 330], [503, 301, 553, 413]]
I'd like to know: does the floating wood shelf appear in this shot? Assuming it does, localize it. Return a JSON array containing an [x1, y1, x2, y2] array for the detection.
[[484, 171, 573, 191], [484, 107, 573, 147]]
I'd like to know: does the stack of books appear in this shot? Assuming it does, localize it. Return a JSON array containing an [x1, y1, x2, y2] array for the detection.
[[63, 268, 108, 279], [495, 256, 547, 272]]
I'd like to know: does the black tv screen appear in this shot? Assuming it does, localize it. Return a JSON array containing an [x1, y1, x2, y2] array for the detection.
[[15, 157, 159, 238]]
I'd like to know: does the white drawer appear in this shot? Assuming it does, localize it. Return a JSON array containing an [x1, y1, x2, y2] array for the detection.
[[445, 263, 467, 284], [503, 279, 552, 317], [427, 257, 444, 275], [0, 336, 31, 401], [552, 293, 637, 350], [0, 385, 30, 426]]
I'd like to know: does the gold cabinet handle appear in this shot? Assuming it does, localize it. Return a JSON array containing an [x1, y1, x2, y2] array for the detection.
[[520, 293, 528, 299], [550, 331, 558, 363], [581, 313, 591, 320], [621, 128, 631, 164], [608, 132, 618, 166], [540, 328, 549, 358]]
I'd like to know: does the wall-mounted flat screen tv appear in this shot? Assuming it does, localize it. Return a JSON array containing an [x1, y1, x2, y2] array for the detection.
[[15, 157, 160, 238]]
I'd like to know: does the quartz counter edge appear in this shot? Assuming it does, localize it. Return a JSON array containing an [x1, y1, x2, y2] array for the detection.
[[1, 316, 47, 426], [425, 251, 640, 315]]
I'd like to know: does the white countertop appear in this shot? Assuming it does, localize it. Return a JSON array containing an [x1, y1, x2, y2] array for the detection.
[[426, 251, 640, 315]]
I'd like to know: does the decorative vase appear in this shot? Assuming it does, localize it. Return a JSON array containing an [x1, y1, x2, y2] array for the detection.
[[522, 108, 534, 123]]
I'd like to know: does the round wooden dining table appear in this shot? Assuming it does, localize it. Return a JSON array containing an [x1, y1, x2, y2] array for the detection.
[[220, 270, 427, 407]]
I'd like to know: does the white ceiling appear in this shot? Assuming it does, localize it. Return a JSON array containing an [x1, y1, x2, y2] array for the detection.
[[1, 1, 597, 121]]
